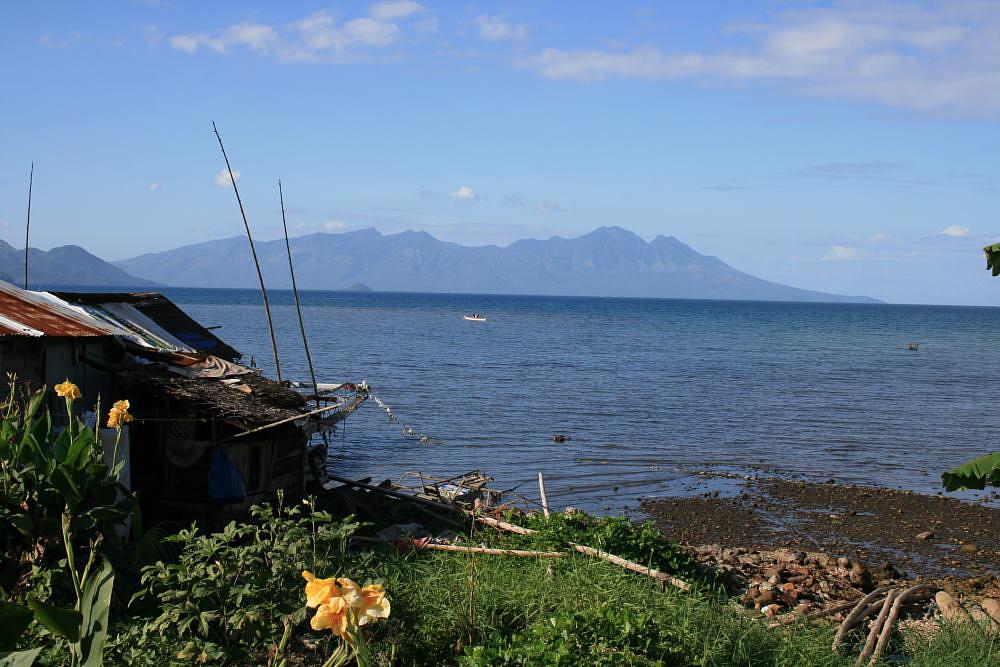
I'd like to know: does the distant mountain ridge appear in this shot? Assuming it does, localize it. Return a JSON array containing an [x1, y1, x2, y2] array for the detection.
[[116, 226, 877, 303], [0, 241, 159, 289]]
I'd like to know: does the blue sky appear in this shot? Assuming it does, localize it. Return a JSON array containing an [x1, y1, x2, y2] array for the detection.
[[0, 1, 998, 304]]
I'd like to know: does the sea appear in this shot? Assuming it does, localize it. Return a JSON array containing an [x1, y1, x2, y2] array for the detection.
[[166, 288, 1000, 514]]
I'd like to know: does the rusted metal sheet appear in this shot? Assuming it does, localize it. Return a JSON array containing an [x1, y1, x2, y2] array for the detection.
[[0, 282, 113, 337]]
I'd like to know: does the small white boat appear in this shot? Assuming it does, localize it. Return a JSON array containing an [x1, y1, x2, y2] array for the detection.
[[463, 314, 487, 322]]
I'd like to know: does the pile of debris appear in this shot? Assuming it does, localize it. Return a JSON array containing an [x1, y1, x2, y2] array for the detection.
[[688, 543, 901, 615]]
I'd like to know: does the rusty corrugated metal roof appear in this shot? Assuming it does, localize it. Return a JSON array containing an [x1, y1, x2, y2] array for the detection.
[[0, 281, 115, 337]]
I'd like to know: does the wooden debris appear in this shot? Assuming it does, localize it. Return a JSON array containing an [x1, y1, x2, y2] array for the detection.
[[412, 542, 565, 558], [571, 544, 692, 591], [868, 584, 936, 666], [832, 586, 894, 648], [856, 589, 897, 666], [538, 472, 550, 518]]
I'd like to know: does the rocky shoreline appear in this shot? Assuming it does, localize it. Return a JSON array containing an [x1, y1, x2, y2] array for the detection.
[[640, 476, 1000, 617]]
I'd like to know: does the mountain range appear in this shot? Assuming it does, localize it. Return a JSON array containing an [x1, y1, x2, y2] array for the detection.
[[114, 226, 876, 303], [0, 240, 158, 289]]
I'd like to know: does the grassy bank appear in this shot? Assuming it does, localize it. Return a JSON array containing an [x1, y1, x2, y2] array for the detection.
[[98, 505, 999, 666]]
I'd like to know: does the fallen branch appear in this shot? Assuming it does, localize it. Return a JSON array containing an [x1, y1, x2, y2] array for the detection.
[[770, 598, 862, 629], [856, 590, 897, 666], [868, 584, 937, 666], [832, 586, 895, 648]]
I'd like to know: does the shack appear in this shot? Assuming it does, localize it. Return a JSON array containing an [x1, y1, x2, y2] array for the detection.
[[0, 281, 366, 526]]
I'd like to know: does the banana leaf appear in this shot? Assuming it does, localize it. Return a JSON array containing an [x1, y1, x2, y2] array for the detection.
[[0, 648, 42, 667], [942, 452, 1000, 491], [985, 243, 1000, 276]]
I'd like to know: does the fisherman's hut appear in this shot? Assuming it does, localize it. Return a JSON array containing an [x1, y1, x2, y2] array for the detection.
[[0, 281, 365, 526]]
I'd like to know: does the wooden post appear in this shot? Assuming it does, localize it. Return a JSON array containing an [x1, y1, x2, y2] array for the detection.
[[538, 471, 550, 518]]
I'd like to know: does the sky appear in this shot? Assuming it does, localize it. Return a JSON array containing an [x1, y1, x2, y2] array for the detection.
[[0, 1, 998, 305]]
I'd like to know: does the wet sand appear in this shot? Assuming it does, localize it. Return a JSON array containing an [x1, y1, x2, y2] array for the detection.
[[641, 476, 1000, 580]]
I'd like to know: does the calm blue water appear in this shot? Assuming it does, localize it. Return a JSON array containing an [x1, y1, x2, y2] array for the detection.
[[165, 288, 1000, 512]]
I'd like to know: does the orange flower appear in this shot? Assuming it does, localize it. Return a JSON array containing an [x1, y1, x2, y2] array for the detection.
[[106, 399, 133, 429], [54, 380, 81, 400], [356, 583, 390, 626], [310, 596, 351, 639], [302, 570, 338, 608]]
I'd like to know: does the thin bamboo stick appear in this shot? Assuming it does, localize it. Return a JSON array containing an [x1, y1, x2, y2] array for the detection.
[[421, 543, 564, 557], [476, 515, 536, 535], [24, 162, 33, 290], [212, 121, 282, 381], [538, 472, 550, 518], [278, 180, 320, 408], [571, 543, 692, 591]]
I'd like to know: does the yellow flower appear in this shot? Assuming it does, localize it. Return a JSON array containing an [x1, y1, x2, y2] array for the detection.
[[310, 596, 352, 639], [335, 577, 364, 607], [107, 399, 133, 429], [302, 570, 338, 608], [54, 380, 81, 400], [355, 583, 390, 626]]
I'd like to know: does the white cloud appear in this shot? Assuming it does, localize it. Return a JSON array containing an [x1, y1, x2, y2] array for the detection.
[[939, 225, 969, 237], [475, 15, 528, 42], [148, 182, 161, 191], [449, 185, 477, 200], [823, 245, 859, 261], [522, 2, 1000, 116], [169, 9, 421, 62], [413, 17, 438, 35], [40, 32, 82, 49], [214, 169, 239, 187], [535, 200, 566, 212], [171, 22, 277, 54], [323, 220, 349, 230], [369, 1, 424, 22], [869, 232, 890, 243], [142, 25, 162, 48]]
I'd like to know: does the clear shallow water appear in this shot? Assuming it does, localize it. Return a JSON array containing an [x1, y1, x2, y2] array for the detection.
[[165, 288, 1000, 512]]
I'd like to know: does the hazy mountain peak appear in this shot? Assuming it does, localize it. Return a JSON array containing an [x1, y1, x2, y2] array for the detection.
[[115, 226, 877, 303]]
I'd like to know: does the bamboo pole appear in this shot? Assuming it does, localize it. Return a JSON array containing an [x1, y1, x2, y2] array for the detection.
[[278, 180, 320, 408], [571, 544, 692, 591], [538, 472, 550, 518], [212, 121, 282, 381], [476, 515, 536, 535], [418, 543, 564, 557], [23, 162, 33, 290]]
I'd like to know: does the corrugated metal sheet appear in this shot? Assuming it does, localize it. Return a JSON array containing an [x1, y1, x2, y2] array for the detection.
[[0, 281, 116, 337], [53, 291, 241, 361]]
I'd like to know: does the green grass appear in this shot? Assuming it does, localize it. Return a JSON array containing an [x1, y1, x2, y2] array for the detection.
[[88, 507, 1000, 666]]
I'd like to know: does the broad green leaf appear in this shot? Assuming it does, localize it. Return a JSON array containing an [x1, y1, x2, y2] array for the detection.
[[942, 451, 1000, 491], [0, 602, 33, 651], [985, 243, 1000, 277], [27, 599, 81, 642], [78, 559, 114, 667], [0, 647, 43, 667]]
